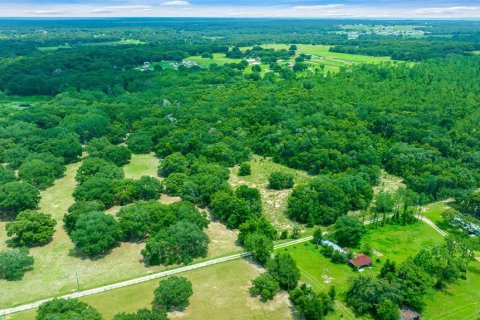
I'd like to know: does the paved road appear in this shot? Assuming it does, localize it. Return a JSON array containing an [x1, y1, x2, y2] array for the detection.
[[2, 214, 477, 316]]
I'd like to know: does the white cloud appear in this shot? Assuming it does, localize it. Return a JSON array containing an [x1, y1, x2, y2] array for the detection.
[[292, 4, 345, 10], [161, 1, 190, 6], [88, 5, 152, 13]]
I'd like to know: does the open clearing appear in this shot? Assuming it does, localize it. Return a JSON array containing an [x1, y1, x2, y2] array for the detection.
[[229, 155, 314, 230], [187, 43, 393, 76], [0, 154, 240, 308], [6, 259, 293, 320]]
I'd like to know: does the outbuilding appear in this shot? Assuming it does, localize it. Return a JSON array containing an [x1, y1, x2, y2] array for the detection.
[[348, 253, 372, 270]]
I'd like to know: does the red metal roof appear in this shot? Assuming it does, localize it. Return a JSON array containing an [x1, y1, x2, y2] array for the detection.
[[349, 253, 372, 268]]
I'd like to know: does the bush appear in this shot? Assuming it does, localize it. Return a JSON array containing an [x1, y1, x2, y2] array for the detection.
[[153, 276, 193, 311], [238, 163, 251, 176], [268, 171, 294, 190], [6, 210, 56, 247], [0, 248, 34, 280]]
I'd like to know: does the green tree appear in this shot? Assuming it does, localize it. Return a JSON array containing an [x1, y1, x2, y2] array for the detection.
[[396, 259, 434, 310], [18, 159, 55, 189], [73, 177, 116, 208], [333, 215, 366, 247], [158, 152, 188, 177], [75, 157, 124, 184], [210, 190, 252, 229], [142, 221, 209, 265], [238, 163, 251, 176], [235, 185, 262, 216], [153, 276, 193, 311], [0, 181, 40, 218], [163, 173, 187, 196], [70, 211, 123, 257], [127, 132, 154, 154], [376, 299, 399, 320], [113, 309, 168, 320], [36, 298, 102, 320], [244, 232, 273, 265], [313, 227, 323, 245], [0, 248, 34, 280], [345, 275, 401, 316], [250, 273, 280, 301], [267, 253, 301, 290], [0, 166, 16, 185], [63, 201, 105, 234], [6, 210, 56, 247], [268, 171, 294, 190], [135, 176, 164, 200]]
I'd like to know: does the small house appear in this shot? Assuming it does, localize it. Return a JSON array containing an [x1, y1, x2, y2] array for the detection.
[[349, 253, 372, 270]]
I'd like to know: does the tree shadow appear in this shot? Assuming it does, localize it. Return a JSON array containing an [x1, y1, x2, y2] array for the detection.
[[68, 241, 121, 261]]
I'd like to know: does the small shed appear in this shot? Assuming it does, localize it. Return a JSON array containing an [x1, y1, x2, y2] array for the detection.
[[349, 253, 372, 269]]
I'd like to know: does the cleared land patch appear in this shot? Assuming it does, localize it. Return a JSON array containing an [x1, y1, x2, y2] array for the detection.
[[229, 155, 314, 230]]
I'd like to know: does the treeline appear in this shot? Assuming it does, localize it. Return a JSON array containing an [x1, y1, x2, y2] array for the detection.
[[331, 39, 480, 61]]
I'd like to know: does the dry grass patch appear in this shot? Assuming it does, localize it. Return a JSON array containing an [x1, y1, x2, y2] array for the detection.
[[229, 155, 314, 230]]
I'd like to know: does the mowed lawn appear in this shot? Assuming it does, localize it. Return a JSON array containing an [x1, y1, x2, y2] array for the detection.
[[229, 155, 314, 230], [7, 259, 293, 320], [0, 154, 240, 308]]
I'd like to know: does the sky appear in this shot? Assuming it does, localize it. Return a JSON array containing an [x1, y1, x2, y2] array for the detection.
[[0, 0, 479, 18]]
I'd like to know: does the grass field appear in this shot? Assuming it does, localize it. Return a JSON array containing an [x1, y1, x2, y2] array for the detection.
[[229, 155, 314, 230], [0, 154, 240, 308], [7, 259, 293, 320], [123, 153, 159, 179]]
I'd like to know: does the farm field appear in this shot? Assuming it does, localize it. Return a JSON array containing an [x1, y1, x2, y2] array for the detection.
[[6, 258, 293, 320], [0, 154, 240, 309]]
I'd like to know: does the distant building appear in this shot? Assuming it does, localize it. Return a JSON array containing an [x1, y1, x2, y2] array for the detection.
[[349, 253, 372, 270], [400, 307, 421, 320]]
